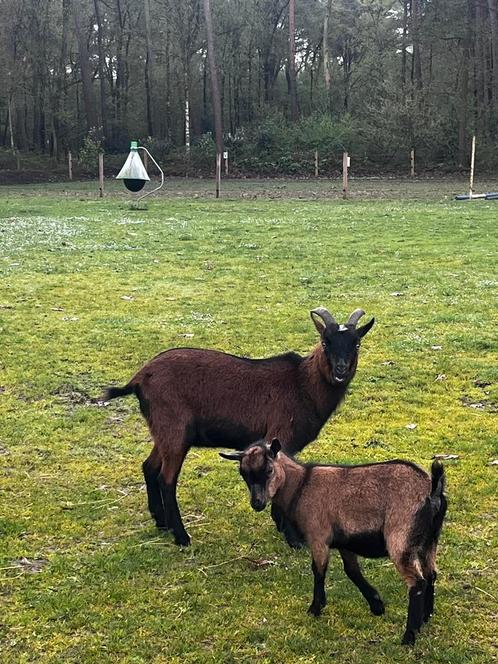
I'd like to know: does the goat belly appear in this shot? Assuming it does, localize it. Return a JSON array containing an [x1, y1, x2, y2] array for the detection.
[[330, 526, 388, 558], [194, 417, 260, 449]]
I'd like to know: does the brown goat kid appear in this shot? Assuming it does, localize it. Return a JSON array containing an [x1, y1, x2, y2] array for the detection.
[[104, 307, 374, 546], [221, 439, 447, 646]]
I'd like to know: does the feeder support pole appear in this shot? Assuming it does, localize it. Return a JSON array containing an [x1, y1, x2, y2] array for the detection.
[[136, 147, 164, 201], [99, 153, 104, 197]]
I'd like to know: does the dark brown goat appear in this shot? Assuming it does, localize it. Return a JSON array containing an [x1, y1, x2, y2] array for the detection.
[[221, 439, 447, 646], [104, 306, 374, 546]]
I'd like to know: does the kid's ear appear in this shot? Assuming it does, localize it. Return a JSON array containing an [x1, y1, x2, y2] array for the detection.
[[269, 438, 281, 458], [219, 451, 243, 461]]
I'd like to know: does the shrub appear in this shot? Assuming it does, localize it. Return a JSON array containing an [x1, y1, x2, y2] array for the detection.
[[78, 128, 102, 175]]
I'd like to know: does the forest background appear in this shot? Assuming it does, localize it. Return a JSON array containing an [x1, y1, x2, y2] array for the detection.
[[1, 0, 498, 177]]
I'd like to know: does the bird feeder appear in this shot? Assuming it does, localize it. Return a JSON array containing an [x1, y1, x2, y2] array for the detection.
[[116, 140, 164, 200]]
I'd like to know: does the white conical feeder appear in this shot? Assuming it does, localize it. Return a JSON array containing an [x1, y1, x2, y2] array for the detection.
[[116, 140, 164, 200]]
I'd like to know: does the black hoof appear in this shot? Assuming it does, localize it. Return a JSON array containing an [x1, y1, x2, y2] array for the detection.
[[174, 532, 191, 546], [307, 604, 322, 617], [286, 537, 304, 550], [369, 597, 385, 616], [401, 630, 416, 646]]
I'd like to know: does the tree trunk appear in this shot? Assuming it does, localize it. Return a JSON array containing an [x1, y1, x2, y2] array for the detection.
[[487, 0, 498, 106], [323, 0, 332, 114], [458, 2, 472, 165], [165, 27, 171, 140], [72, 0, 98, 131], [474, 0, 487, 131], [288, 0, 299, 120], [144, 0, 154, 136], [411, 0, 423, 94], [93, 0, 108, 141], [185, 74, 191, 153], [7, 95, 20, 170], [203, 0, 223, 156], [401, 0, 408, 95]]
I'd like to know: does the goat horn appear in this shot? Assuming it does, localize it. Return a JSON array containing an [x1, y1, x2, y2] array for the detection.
[[347, 309, 365, 327], [310, 307, 338, 327]]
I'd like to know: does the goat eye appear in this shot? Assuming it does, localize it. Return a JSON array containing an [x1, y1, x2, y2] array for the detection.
[[356, 344, 360, 350]]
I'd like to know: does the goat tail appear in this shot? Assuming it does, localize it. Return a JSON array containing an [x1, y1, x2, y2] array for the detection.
[[103, 383, 135, 401], [431, 460, 445, 497], [429, 460, 447, 544]]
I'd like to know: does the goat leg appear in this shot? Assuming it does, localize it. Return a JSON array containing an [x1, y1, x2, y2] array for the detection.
[[339, 550, 385, 616], [308, 544, 329, 617], [402, 577, 427, 645], [423, 570, 437, 623], [158, 475, 190, 546], [155, 441, 191, 546], [142, 454, 168, 530]]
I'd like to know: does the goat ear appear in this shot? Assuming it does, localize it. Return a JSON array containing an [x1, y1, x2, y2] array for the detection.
[[269, 438, 281, 457], [219, 451, 243, 462], [357, 317, 375, 338]]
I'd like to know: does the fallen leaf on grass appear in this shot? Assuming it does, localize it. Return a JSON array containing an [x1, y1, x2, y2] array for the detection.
[[488, 460, 498, 466], [247, 558, 276, 570], [120, 295, 134, 301], [431, 345, 442, 350], [461, 397, 497, 412], [14, 557, 48, 573], [435, 374, 447, 381], [406, 423, 417, 430], [432, 454, 459, 460]]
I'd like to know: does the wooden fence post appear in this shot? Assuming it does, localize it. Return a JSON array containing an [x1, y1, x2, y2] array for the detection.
[[215, 152, 221, 198], [68, 151, 73, 180], [315, 150, 319, 177], [410, 148, 415, 177], [342, 151, 349, 199], [99, 153, 104, 198]]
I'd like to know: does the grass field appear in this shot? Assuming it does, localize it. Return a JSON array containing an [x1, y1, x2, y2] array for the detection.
[[0, 180, 497, 663]]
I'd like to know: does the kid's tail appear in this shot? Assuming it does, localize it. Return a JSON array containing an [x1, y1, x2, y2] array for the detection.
[[430, 460, 447, 543]]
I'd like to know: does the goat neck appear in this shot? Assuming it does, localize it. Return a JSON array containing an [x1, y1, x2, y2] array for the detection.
[[300, 345, 348, 405], [271, 454, 307, 513]]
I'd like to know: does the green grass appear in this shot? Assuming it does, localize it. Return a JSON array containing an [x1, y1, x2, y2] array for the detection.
[[0, 181, 497, 663]]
